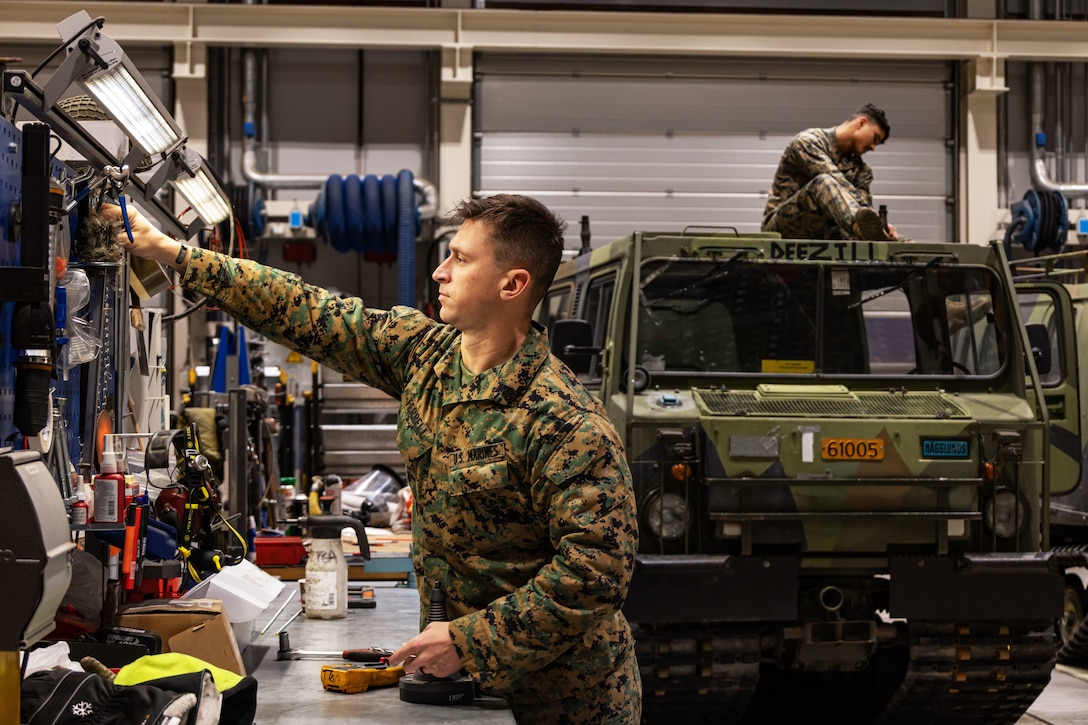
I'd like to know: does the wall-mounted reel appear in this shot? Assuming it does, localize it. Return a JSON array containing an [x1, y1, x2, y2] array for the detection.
[[1004, 188, 1069, 257]]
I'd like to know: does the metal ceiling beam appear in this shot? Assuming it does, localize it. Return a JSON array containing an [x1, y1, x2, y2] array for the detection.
[[1, 2, 1086, 62]]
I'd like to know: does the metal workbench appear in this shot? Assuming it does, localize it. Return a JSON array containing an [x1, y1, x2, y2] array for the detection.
[[243, 583, 514, 724]]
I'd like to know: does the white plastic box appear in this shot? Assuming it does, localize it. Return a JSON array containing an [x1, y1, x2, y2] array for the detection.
[[182, 558, 285, 651]]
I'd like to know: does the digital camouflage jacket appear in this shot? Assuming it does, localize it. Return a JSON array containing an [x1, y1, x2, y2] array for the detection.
[[182, 250, 641, 724], [762, 126, 874, 229]]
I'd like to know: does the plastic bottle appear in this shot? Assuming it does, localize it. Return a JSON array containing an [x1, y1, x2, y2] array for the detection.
[[71, 478, 89, 527], [93, 444, 125, 524], [124, 472, 139, 510], [302, 515, 371, 620], [305, 530, 347, 619]]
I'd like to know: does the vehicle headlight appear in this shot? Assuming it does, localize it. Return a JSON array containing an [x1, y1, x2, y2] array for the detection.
[[645, 491, 689, 541], [983, 489, 1025, 539]]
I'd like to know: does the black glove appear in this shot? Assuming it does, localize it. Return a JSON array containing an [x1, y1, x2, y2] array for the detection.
[[21, 668, 211, 725]]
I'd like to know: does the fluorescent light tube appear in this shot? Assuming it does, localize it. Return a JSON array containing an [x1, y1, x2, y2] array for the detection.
[[175, 166, 231, 225], [84, 65, 179, 157]]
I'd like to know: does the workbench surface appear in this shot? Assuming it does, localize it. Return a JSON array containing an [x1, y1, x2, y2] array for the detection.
[[243, 583, 514, 723]]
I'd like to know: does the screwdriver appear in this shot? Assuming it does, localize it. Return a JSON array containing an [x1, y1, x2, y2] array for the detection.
[[277, 631, 393, 662]]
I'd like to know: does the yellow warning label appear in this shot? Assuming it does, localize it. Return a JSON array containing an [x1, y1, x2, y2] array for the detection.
[[285, 351, 303, 364], [761, 359, 816, 374]]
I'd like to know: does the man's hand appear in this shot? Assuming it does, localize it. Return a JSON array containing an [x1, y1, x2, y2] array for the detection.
[[94, 204, 188, 270], [389, 622, 463, 678], [887, 222, 899, 240]]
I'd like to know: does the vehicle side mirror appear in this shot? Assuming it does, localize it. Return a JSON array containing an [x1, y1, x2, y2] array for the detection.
[[1025, 323, 1052, 376], [550, 319, 597, 375]]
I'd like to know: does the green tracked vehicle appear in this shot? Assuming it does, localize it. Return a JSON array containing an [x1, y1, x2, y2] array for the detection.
[[541, 231, 1067, 723], [1013, 262, 1088, 666]]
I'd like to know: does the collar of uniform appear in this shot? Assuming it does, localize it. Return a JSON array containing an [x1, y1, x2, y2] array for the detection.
[[435, 321, 550, 407], [821, 126, 842, 163]]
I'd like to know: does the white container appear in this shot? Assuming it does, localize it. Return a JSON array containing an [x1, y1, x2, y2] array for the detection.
[[304, 533, 348, 619], [183, 558, 285, 652], [184, 558, 285, 623]]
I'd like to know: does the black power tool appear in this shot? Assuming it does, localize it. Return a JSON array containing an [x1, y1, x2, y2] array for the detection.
[[398, 582, 477, 706]]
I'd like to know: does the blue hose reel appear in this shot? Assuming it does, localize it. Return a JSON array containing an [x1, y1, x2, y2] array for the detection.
[[1004, 188, 1069, 257], [308, 171, 420, 260]]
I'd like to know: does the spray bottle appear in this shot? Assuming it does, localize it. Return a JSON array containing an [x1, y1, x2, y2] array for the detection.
[[300, 514, 371, 619]]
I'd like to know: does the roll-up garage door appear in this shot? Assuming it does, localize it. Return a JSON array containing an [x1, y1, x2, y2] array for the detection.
[[475, 54, 953, 248]]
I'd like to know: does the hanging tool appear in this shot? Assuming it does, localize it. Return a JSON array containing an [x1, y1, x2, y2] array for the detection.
[[321, 662, 404, 694], [11, 124, 56, 440], [276, 632, 392, 662]]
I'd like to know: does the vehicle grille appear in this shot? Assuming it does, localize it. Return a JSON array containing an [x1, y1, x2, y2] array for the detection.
[[695, 390, 970, 419]]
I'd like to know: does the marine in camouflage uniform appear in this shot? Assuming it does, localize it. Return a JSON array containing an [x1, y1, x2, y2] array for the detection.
[[762, 126, 875, 240], [178, 248, 641, 724]]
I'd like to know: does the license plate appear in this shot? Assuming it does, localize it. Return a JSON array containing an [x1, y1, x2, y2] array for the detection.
[[821, 438, 884, 461]]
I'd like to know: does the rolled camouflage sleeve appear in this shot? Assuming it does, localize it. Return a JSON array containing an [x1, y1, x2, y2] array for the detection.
[[180, 247, 431, 396], [447, 416, 638, 692], [853, 164, 874, 207]]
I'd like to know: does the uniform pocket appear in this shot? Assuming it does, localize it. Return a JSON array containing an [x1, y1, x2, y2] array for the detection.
[[450, 460, 509, 495], [442, 460, 536, 554]]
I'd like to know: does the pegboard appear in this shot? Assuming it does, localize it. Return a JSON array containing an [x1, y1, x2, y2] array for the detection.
[[0, 115, 84, 465]]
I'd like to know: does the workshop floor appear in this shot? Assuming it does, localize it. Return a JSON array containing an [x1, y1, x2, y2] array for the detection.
[[1021, 665, 1088, 724]]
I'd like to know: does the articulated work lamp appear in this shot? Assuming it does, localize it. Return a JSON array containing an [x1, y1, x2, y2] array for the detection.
[[42, 12, 185, 163], [25, 10, 232, 231], [147, 146, 233, 225]]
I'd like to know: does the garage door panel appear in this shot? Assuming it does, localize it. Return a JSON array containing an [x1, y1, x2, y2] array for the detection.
[[479, 77, 948, 137], [481, 134, 947, 196], [476, 55, 953, 246], [530, 195, 945, 248]]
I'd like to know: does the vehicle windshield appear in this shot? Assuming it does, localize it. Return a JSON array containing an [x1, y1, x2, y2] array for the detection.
[[633, 257, 1006, 377]]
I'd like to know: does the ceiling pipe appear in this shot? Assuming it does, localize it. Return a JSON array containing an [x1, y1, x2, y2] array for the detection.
[[1028, 0, 1088, 197]]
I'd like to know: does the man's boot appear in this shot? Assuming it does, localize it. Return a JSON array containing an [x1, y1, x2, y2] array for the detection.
[[851, 207, 895, 241]]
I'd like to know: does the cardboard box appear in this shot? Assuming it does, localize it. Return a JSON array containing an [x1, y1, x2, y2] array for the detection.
[[117, 598, 246, 676]]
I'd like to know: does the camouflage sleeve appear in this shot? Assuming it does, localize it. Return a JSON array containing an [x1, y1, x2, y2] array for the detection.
[[447, 418, 638, 691], [180, 247, 432, 396], [784, 130, 857, 195]]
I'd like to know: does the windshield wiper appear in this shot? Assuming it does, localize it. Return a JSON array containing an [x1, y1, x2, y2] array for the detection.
[[640, 250, 746, 310], [848, 257, 942, 310]]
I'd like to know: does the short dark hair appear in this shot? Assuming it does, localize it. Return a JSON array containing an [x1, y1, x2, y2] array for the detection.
[[448, 194, 567, 308], [848, 103, 890, 143]]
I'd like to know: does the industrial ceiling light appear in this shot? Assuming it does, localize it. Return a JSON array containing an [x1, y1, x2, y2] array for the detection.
[[44, 11, 184, 163]]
